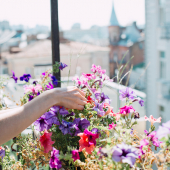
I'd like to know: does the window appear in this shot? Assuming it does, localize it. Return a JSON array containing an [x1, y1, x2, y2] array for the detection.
[[159, 105, 165, 123], [160, 51, 166, 79]]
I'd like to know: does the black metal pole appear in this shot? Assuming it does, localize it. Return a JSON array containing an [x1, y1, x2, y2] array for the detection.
[[51, 0, 61, 88]]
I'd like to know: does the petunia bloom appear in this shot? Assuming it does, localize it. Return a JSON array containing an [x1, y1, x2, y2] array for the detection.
[[0, 146, 5, 160], [144, 115, 161, 126], [72, 150, 80, 162], [119, 105, 135, 115], [34, 114, 49, 131], [24, 84, 42, 94], [20, 74, 31, 82], [51, 75, 58, 86], [78, 129, 99, 154], [49, 148, 62, 169], [119, 87, 136, 101], [59, 120, 74, 135], [156, 120, 170, 139], [11, 70, 18, 83], [112, 143, 138, 167], [40, 130, 55, 153], [148, 131, 161, 147], [59, 62, 68, 70], [108, 122, 117, 130], [72, 118, 90, 136]]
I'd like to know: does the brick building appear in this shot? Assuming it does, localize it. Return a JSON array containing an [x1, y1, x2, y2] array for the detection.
[[108, 2, 144, 84]]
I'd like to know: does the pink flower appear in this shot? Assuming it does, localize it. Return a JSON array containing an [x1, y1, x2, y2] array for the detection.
[[91, 64, 97, 73], [82, 73, 96, 81], [72, 150, 80, 162], [110, 112, 120, 121], [108, 122, 117, 130], [144, 115, 162, 126], [40, 130, 55, 153], [24, 84, 42, 94], [103, 103, 113, 115], [72, 76, 81, 86], [119, 105, 135, 115]]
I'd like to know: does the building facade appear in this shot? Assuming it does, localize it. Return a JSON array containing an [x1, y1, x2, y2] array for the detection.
[[108, 2, 144, 86], [145, 0, 170, 126]]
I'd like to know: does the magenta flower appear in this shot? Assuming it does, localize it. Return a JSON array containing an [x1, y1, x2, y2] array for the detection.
[[112, 143, 138, 167], [108, 122, 117, 130], [72, 150, 80, 162], [49, 148, 62, 169], [46, 82, 54, 89], [148, 131, 161, 147], [59, 62, 68, 70], [119, 87, 136, 101], [84, 129, 99, 146], [119, 105, 135, 115], [11, 70, 18, 83], [82, 73, 96, 81], [20, 74, 31, 82]]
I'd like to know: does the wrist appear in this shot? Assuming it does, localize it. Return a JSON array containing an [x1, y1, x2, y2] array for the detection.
[[47, 88, 61, 107]]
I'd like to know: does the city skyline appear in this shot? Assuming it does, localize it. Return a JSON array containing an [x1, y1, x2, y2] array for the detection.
[[0, 0, 145, 30]]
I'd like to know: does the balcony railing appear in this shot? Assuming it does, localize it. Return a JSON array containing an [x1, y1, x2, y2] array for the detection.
[[160, 23, 170, 39]]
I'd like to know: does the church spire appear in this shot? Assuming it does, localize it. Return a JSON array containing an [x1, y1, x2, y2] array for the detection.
[[110, 0, 119, 26]]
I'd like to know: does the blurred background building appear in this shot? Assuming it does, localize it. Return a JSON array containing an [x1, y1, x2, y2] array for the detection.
[[145, 0, 170, 126]]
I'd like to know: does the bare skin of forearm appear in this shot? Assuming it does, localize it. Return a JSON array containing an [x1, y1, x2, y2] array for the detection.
[[0, 89, 58, 145], [0, 87, 87, 145]]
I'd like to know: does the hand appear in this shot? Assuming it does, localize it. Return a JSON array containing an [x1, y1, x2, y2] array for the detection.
[[53, 86, 87, 110]]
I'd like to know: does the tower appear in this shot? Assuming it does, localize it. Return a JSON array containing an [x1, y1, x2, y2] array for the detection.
[[108, 0, 120, 45]]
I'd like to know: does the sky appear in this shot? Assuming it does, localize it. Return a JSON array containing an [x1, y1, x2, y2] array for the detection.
[[0, 0, 145, 30]]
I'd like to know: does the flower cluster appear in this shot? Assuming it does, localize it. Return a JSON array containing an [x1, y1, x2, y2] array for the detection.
[[1, 63, 170, 170]]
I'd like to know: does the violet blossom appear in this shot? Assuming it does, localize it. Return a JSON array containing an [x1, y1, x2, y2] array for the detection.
[[72, 118, 90, 136], [51, 75, 58, 86], [95, 92, 110, 104], [112, 143, 138, 167], [93, 100, 105, 117], [49, 148, 62, 169], [119, 87, 137, 101], [20, 74, 31, 82], [34, 114, 48, 131], [156, 120, 170, 139], [0, 146, 5, 160], [59, 62, 68, 70], [11, 70, 18, 83], [59, 120, 74, 135], [28, 94, 34, 101]]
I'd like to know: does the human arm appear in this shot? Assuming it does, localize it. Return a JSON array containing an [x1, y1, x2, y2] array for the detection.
[[0, 86, 87, 145]]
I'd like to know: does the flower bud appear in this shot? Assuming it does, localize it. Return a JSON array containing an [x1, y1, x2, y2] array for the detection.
[[134, 112, 140, 119]]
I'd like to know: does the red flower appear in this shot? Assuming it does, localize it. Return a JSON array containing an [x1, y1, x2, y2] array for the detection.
[[40, 130, 55, 153], [78, 129, 99, 154], [87, 96, 93, 104]]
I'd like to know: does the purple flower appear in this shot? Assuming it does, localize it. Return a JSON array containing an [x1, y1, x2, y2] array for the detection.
[[28, 94, 34, 101], [51, 76, 58, 86], [72, 150, 80, 162], [45, 111, 60, 127], [91, 128, 100, 134], [112, 143, 138, 167], [93, 101, 105, 117], [119, 87, 137, 101], [59, 120, 74, 135], [11, 70, 18, 83], [72, 118, 90, 136], [33, 81, 38, 85], [49, 148, 62, 169], [0, 147, 5, 160], [50, 106, 69, 116], [20, 74, 31, 82], [148, 131, 161, 147], [59, 62, 68, 70], [46, 82, 54, 89], [95, 92, 110, 104], [34, 114, 48, 131], [139, 99, 144, 107], [156, 120, 170, 139]]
